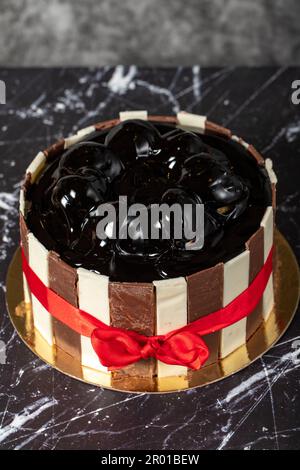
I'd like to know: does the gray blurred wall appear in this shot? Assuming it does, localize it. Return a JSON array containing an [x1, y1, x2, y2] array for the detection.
[[0, 0, 299, 66]]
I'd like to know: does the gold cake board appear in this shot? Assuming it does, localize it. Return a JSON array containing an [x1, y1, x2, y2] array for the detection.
[[6, 230, 300, 393]]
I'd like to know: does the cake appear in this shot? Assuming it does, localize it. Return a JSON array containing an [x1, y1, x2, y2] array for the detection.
[[19, 111, 277, 391]]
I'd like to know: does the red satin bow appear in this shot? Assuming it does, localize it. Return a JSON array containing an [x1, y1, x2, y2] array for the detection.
[[21, 246, 273, 371], [91, 328, 209, 370]]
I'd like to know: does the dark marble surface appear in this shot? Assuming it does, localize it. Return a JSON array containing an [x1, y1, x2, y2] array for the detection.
[[0, 67, 299, 450]]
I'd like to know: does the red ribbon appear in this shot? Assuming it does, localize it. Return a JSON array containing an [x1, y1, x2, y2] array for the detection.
[[21, 247, 273, 370]]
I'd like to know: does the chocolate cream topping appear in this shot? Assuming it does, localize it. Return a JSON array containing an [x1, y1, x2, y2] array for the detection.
[[26, 120, 272, 281]]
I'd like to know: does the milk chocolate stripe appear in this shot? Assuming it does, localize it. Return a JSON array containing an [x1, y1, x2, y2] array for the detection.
[[44, 139, 65, 161], [48, 251, 81, 360], [109, 282, 156, 336], [271, 183, 276, 210], [187, 264, 223, 371], [205, 120, 232, 138], [248, 144, 265, 166], [246, 227, 265, 282], [148, 115, 177, 124], [188, 332, 222, 386], [109, 282, 157, 386], [187, 263, 224, 321], [48, 251, 79, 306], [22, 173, 32, 195], [20, 214, 29, 259], [94, 118, 120, 130]]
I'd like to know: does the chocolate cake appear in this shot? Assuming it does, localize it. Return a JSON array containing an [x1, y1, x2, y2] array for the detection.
[[19, 111, 277, 390]]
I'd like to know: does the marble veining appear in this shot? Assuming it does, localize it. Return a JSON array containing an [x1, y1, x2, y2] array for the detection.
[[0, 66, 299, 449]]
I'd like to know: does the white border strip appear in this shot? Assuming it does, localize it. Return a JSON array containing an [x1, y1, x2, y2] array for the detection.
[[265, 159, 278, 184], [220, 250, 250, 358], [26, 151, 46, 183], [64, 125, 96, 149], [77, 267, 110, 375], [231, 135, 250, 150], [28, 232, 54, 346], [119, 110, 148, 121], [177, 112, 206, 133], [153, 277, 188, 378], [261, 206, 274, 321], [19, 189, 26, 216]]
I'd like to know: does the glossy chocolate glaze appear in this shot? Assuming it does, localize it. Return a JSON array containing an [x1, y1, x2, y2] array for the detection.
[[26, 120, 272, 281]]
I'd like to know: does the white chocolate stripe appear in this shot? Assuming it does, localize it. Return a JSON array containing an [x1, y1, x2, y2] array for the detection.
[[26, 151, 46, 183], [261, 206, 274, 321], [19, 189, 26, 216], [231, 135, 250, 149], [23, 273, 31, 303], [154, 277, 187, 378], [28, 233, 54, 346], [81, 366, 112, 387], [119, 110, 148, 121], [77, 125, 96, 137], [261, 207, 274, 261], [177, 112, 206, 133], [64, 125, 96, 149], [262, 277, 274, 322], [220, 250, 250, 358], [265, 159, 278, 184], [77, 268, 111, 376]]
